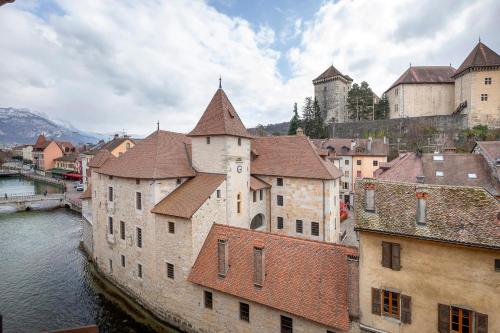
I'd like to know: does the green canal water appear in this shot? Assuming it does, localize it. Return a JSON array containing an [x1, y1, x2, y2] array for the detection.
[[0, 178, 180, 333], [0, 176, 62, 196]]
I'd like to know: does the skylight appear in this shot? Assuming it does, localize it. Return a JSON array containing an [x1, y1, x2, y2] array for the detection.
[[433, 155, 444, 161], [468, 173, 477, 179], [435, 171, 444, 177]]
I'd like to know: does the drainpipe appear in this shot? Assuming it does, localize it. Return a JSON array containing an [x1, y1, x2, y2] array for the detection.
[[268, 187, 272, 233], [322, 180, 326, 242]]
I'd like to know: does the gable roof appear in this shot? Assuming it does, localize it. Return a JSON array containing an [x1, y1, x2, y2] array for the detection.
[[34, 134, 47, 149], [188, 224, 358, 331], [151, 173, 225, 218], [189, 88, 252, 138], [355, 180, 500, 249], [97, 130, 195, 179], [453, 41, 500, 78], [313, 65, 352, 83], [251, 135, 342, 180], [250, 176, 271, 191], [54, 153, 79, 162], [86, 137, 134, 155], [386, 66, 455, 92], [88, 149, 114, 168]]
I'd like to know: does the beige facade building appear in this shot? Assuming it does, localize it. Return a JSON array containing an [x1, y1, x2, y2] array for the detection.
[[82, 88, 359, 333], [355, 179, 499, 333], [313, 65, 353, 124]]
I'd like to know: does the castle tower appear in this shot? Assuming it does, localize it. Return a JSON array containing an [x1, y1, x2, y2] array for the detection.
[[452, 41, 500, 128], [313, 65, 353, 124], [188, 87, 253, 228]]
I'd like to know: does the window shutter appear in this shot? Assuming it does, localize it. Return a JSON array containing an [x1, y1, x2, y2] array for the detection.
[[400, 294, 411, 324], [392, 243, 401, 270], [475, 312, 488, 333], [371, 288, 381, 315], [438, 304, 450, 333], [382, 242, 392, 268]]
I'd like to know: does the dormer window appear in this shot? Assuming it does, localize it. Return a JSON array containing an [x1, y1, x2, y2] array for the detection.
[[206, 137, 210, 144], [217, 239, 228, 277], [253, 247, 264, 286], [467, 173, 477, 179], [364, 183, 375, 212]]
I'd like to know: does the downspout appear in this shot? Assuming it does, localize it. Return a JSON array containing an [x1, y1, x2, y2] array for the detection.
[[322, 180, 326, 242], [268, 186, 272, 233]]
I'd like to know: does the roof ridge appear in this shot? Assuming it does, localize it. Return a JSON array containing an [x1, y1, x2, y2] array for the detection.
[[304, 136, 340, 179]]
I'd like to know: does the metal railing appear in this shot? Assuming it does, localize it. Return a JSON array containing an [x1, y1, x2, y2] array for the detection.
[[0, 192, 64, 203]]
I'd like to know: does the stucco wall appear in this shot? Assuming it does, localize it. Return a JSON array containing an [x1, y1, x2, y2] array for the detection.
[[359, 232, 500, 333], [43, 141, 63, 170], [467, 70, 500, 128]]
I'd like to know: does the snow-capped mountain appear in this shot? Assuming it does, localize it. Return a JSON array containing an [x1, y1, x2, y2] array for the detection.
[[0, 107, 101, 145]]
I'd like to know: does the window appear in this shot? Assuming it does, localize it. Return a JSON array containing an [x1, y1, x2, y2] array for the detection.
[[395, 87, 399, 96], [416, 195, 427, 225], [281, 315, 293, 333], [204, 290, 213, 309], [137, 263, 143, 278], [344, 170, 349, 177], [467, 173, 477, 179], [217, 189, 221, 198], [253, 191, 257, 202], [436, 171, 444, 177], [495, 259, 500, 272], [108, 187, 113, 201], [217, 239, 228, 277], [357, 159, 362, 165], [439, 304, 487, 333], [382, 241, 401, 270], [108, 217, 113, 235], [277, 177, 283, 186], [485, 77, 492, 85], [109, 175, 113, 180], [136, 192, 142, 210], [121, 255, 125, 267], [109, 259, 113, 272], [395, 104, 399, 112], [342, 182, 349, 190], [296, 220, 303, 233], [120, 221, 125, 240], [136, 227, 142, 248], [311, 222, 319, 236], [382, 290, 400, 319], [176, 178, 181, 185], [206, 137, 210, 144], [168, 221, 175, 234], [277, 195, 283, 206], [481, 94, 488, 101], [135, 179, 140, 185], [239, 302, 249, 322], [277, 216, 283, 229], [237, 193, 241, 213], [259, 189, 263, 201], [373, 160, 378, 167], [166, 262, 174, 279], [253, 247, 264, 286], [357, 170, 362, 178], [433, 155, 444, 161], [238, 137, 242, 146], [452, 306, 473, 333], [344, 159, 349, 165]]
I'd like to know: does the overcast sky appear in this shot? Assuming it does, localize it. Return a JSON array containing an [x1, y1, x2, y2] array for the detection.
[[1, 0, 499, 136]]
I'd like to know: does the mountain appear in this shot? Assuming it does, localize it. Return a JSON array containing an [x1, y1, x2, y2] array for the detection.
[[0, 107, 102, 145], [249, 121, 290, 136]]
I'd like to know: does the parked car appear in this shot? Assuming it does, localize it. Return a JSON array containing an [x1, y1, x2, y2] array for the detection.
[[76, 184, 84, 191], [73, 181, 82, 188]]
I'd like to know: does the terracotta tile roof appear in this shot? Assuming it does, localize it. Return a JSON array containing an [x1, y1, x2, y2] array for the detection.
[[376, 152, 500, 197], [88, 149, 114, 168], [80, 185, 92, 200], [251, 135, 342, 180], [453, 41, 500, 78], [250, 176, 271, 191], [86, 137, 134, 155], [313, 65, 352, 83], [355, 179, 500, 249], [386, 66, 455, 92], [188, 224, 358, 331], [54, 153, 79, 162], [313, 138, 389, 157], [34, 134, 47, 149], [151, 173, 225, 218], [189, 88, 252, 138], [98, 130, 196, 179], [474, 141, 500, 176]]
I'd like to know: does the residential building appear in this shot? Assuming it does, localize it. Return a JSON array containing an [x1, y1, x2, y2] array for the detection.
[[32, 134, 64, 174], [11, 144, 33, 162], [313, 138, 389, 206], [81, 87, 356, 333], [385, 66, 456, 118], [355, 179, 499, 333], [313, 65, 353, 124], [375, 150, 500, 199], [54, 153, 80, 171]]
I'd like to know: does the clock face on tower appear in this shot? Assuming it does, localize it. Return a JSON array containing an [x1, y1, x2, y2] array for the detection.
[[236, 165, 242, 173]]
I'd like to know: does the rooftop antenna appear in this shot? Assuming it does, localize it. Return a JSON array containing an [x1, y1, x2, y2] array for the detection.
[[409, 62, 412, 67], [479, 35, 481, 43], [219, 76, 222, 89], [157, 120, 160, 131]]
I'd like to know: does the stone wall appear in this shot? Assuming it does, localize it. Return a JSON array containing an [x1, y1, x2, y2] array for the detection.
[[81, 199, 94, 256], [314, 77, 350, 124]]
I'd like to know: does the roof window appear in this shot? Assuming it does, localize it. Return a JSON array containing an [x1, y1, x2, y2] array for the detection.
[[467, 173, 477, 179], [435, 171, 444, 177], [433, 155, 444, 161]]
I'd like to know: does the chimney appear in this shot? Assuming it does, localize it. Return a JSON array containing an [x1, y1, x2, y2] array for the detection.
[[296, 127, 304, 136], [350, 139, 356, 151], [367, 137, 373, 152]]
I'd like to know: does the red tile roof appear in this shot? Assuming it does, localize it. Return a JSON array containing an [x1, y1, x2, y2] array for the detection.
[[189, 88, 252, 138], [88, 149, 114, 168], [453, 41, 500, 78], [151, 173, 225, 218], [188, 224, 358, 331], [251, 135, 342, 180], [313, 65, 352, 83], [98, 130, 196, 179], [386, 66, 455, 92], [250, 176, 271, 191]]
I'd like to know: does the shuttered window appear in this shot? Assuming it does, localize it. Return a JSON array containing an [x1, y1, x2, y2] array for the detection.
[[382, 241, 401, 270], [166, 262, 174, 279], [280, 315, 293, 333], [253, 247, 264, 286], [121, 255, 125, 267], [136, 192, 142, 210], [438, 304, 488, 333], [311, 222, 319, 236], [120, 221, 125, 240], [296, 220, 303, 234], [108, 217, 113, 235], [137, 263, 143, 278], [372, 288, 411, 324], [382, 290, 400, 319], [136, 227, 142, 248], [277, 217, 283, 229], [168, 221, 175, 234], [108, 187, 113, 201], [217, 240, 228, 277]]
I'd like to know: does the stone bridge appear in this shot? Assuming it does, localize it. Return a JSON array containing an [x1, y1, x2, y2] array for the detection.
[[0, 193, 65, 212]]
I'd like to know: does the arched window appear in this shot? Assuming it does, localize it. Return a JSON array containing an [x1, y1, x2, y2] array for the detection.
[[250, 214, 264, 230]]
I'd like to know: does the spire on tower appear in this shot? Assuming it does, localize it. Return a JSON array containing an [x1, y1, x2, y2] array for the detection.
[[219, 76, 222, 89]]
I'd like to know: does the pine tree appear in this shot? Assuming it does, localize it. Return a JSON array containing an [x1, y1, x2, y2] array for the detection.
[[311, 98, 325, 138], [288, 102, 301, 135], [374, 95, 389, 119], [347, 81, 376, 121], [301, 97, 314, 136]]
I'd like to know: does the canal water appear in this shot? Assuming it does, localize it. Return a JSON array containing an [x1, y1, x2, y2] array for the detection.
[[0, 178, 180, 333], [0, 176, 62, 196]]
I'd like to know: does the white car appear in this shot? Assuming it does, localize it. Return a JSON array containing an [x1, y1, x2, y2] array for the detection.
[[76, 184, 84, 191]]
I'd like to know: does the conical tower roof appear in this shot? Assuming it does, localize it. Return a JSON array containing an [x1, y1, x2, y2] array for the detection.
[[189, 88, 252, 138], [453, 41, 500, 78]]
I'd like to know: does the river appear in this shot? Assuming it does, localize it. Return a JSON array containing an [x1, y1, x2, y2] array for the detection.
[[0, 175, 62, 196], [0, 177, 179, 333]]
